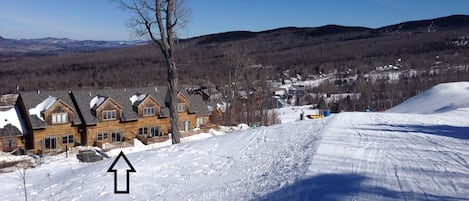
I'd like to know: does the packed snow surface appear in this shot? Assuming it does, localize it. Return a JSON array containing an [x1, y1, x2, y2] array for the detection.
[[1, 82, 469, 200], [387, 81, 469, 114]]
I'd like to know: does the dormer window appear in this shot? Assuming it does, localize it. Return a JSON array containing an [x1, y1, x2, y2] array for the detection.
[[102, 110, 116, 120], [177, 103, 186, 112], [143, 107, 155, 116], [52, 113, 68, 124]]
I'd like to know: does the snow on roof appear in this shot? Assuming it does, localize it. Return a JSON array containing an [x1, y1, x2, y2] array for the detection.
[[217, 102, 227, 113], [90, 96, 106, 109], [129, 93, 147, 105], [28, 96, 57, 121], [387, 81, 469, 114], [0, 106, 28, 134]]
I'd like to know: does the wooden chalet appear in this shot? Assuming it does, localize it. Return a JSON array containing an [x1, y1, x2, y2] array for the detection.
[[12, 87, 211, 153], [19, 91, 81, 154], [71, 87, 211, 148]]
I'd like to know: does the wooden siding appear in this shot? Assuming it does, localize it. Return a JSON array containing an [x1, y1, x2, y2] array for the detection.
[[32, 124, 80, 153], [137, 97, 160, 118], [134, 115, 170, 144], [43, 100, 74, 125], [85, 120, 135, 148], [95, 98, 122, 122]]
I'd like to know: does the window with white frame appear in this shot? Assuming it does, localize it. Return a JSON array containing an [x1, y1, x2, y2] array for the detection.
[[143, 107, 155, 116], [102, 110, 116, 120], [196, 117, 204, 128], [138, 127, 148, 136], [52, 113, 68, 124], [177, 103, 186, 112], [62, 134, 74, 144], [112, 131, 123, 142], [180, 121, 190, 132], [97, 132, 108, 141], [44, 136, 57, 149], [150, 126, 160, 137]]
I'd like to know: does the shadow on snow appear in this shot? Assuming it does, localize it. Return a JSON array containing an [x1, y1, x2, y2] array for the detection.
[[254, 173, 469, 201], [360, 124, 469, 140]]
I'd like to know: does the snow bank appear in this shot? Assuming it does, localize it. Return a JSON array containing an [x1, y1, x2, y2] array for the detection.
[[387, 82, 469, 114], [28, 96, 57, 121]]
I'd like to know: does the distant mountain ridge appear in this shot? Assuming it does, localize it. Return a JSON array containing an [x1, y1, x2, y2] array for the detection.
[[0, 36, 147, 56], [193, 15, 469, 44], [1, 14, 468, 57]]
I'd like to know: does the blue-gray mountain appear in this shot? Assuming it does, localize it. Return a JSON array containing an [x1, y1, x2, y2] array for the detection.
[[0, 36, 147, 56]]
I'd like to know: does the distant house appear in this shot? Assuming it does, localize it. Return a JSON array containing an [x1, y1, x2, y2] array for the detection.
[[19, 91, 81, 154], [0, 94, 28, 152]]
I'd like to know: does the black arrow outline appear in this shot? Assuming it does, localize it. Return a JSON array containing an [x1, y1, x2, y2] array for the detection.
[[107, 151, 136, 194]]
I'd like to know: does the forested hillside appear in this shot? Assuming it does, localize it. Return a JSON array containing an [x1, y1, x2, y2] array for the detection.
[[1, 15, 469, 111]]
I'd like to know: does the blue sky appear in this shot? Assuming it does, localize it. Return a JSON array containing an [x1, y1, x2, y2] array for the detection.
[[1, 0, 468, 40]]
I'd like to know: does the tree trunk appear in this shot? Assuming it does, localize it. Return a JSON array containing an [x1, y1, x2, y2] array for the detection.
[[167, 59, 180, 144]]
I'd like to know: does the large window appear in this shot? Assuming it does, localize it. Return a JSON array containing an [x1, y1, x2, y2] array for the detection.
[[45, 136, 57, 149], [196, 117, 204, 128], [177, 103, 186, 112], [143, 107, 155, 116], [150, 126, 161, 138], [112, 131, 123, 142], [102, 110, 116, 120], [138, 127, 148, 136], [180, 121, 190, 132], [52, 113, 68, 124], [62, 134, 74, 144], [97, 132, 108, 141]]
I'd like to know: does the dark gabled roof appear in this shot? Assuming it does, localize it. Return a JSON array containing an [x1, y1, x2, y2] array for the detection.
[[21, 87, 211, 127], [0, 94, 18, 108], [188, 94, 211, 116], [0, 124, 22, 137], [28, 115, 46, 129], [72, 87, 175, 124], [20, 90, 81, 129]]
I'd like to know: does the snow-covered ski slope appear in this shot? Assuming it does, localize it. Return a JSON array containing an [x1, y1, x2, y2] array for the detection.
[[1, 82, 469, 201], [387, 81, 469, 114]]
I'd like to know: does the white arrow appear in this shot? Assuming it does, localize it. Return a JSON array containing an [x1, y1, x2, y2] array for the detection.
[[107, 151, 136, 194]]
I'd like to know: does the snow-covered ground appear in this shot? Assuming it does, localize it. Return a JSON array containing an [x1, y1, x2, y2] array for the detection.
[[1, 82, 469, 201], [387, 82, 469, 114]]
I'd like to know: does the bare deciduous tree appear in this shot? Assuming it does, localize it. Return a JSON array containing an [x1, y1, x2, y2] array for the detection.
[[15, 162, 31, 201], [117, 0, 189, 144]]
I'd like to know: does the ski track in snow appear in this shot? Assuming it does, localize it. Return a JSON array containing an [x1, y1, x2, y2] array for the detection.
[[281, 111, 469, 201], [1, 109, 469, 200]]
